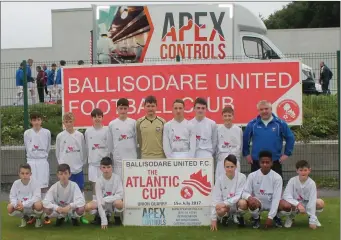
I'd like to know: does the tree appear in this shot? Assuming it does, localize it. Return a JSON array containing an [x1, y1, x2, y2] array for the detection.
[[264, 1, 340, 29]]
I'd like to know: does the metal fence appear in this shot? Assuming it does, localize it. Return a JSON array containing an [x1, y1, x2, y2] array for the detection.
[[0, 52, 340, 189]]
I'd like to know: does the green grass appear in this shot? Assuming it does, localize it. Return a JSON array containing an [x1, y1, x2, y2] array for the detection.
[[1, 198, 340, 240]]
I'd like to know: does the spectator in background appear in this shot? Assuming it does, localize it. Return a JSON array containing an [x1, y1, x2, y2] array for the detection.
[[242, 100, 295, 178], [27, 59, 36, 104], [47, 63, 57, 102], [36, 66, 47, 103], [42, 65, 49, 95], [97, 33, 114, 64], [320, 61, 333, 95], [14, 63, 24, 105], [78, 60, 84, 65], [55, 60, 66, 101]]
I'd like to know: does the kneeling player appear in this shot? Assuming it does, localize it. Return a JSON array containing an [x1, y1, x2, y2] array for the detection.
[[279, 160, 324, 229], [211, 155, 247, 231], [242, 150, 283, 229], [8, 164, 43, 228], [42, 164, 85, 226], [85, 157, 124, 229]]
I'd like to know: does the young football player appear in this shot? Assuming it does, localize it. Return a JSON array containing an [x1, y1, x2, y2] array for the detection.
[[279, 160, 324, 229], [85, 108, 110, 201], [42, 164, 85, 227], [163, 99, 196, 158], [56, 112, 88, 224], [8, 164, 43, 228], [190, 97, 217, 159], [216, 106, 243, 180], [211, 155, 247, 231], [242, 150, 283, 229], [85, 157, 124, 229], [136, 95, 166, 159], [24, 112, 51, 224], [107, 98, 137, 180]]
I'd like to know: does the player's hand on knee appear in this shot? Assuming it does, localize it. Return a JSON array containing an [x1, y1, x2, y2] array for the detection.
[[309, 224, 317, 230], [210, 220, 217, 231]]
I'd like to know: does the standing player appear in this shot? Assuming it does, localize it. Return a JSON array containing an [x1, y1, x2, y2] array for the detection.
[[85, 157, 124, 229], [163, 99, 196, 159], [108, 98, 137, 179], [279, 160, 324, 229], [190, 98, 217, 159], [23, 112, 51, 224], [55, 60, 66, 101], [42, 164, 85, 227], [15, 63, 24, 105], [216, 106, 243, 180], [85, 108, 110, 201], [242, 150, 283, 229], [8, 164, 43, 228], [56, 112, 88, 224], [46, 63, 57, 102], [136, 95, 166, 159], [210, 155, 247, 231]]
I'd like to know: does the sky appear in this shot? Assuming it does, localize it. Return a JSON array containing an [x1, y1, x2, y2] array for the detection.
[[1, 0, 289, 49]]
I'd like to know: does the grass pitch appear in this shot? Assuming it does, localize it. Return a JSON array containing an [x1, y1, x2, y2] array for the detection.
[[1, 198, 339, 240]]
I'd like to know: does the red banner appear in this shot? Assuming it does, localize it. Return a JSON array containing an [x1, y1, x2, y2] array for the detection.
[[62, 61, 301, 128]]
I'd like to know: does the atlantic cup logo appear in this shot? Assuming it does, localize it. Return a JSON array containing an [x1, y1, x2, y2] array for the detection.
[[260, 189, 273, 201], [65, 146, 80, 153], [180, 170, 212, 199], [173, 135, 187, 142], [118, 134, 133, 141], [92, 144, 106, 150], [32, 144, 45, 152], [276, 99, 300, 123]]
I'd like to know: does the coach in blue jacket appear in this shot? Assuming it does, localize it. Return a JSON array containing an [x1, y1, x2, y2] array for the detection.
[[242, 100, 295, 177]]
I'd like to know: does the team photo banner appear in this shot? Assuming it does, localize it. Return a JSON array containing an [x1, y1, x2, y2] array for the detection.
[[122, 158, 214, 208], [62, 60, 302, 128]]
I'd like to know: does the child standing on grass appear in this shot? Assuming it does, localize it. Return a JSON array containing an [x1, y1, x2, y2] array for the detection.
[[56, 112, 88, 224], [8, 164, 43, 228], [84, 108, 110, 202], [42, 164, 85, 227], [279, 160, 325, 229], [23, 112, 51, 224]]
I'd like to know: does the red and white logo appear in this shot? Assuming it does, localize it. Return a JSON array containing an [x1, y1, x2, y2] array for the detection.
[[276, 99, 300, 123], [180, 186, 193, 199], [182, 170, 212, 197]]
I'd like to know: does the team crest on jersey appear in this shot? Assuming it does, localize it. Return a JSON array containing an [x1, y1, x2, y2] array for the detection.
[[272, 127, 276, 132], [156, 127, 161, 132]]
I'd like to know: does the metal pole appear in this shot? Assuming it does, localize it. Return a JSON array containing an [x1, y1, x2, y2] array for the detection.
[[337, 50, 340, 189], [23, 60, 29, 130]]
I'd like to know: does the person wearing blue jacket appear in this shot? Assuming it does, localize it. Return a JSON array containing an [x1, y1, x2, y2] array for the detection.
[[47, 63, 57, 102], [55, 60, 66, 101], [26, 59, 36, 104], [14, 63, 24, 105], [242, 100, 295, 177]]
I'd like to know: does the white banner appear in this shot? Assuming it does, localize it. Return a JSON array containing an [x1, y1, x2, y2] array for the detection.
[[123, 207, 211, 226], [122, 158, 214, 208]]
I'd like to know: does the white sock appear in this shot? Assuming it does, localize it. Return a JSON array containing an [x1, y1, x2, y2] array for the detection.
[[278, 210, 292, 218], [73, 210, 84, 218], [249, 208, 260, 219], [9, 210, 23, 217], [34, 210, 43, 218], [316, 209, 324, 214]]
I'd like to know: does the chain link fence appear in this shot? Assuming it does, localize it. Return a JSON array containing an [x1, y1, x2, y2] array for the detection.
[[0, 52, 340, 189]]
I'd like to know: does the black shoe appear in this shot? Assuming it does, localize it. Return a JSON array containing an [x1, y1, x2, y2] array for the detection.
[[71, 218, 80, 226], [220, 216, 229, 227], [91, 214, 101, 225], [273, 216, 283, 228], [55, 217, 65, 227], [252, 217, 261, 229], [114, 216, 122, 226], [237, 216, 245, 227]]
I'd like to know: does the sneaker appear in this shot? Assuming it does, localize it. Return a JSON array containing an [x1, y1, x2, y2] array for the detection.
[[91, 214, 101, 225], [35, 218, 42, 228], [80, 216, 89, 224], [71, 218, 80, 226], [284, 216, 294, 228], [55, 217, 65, 227], [233, 215, 239, 224], [114, 216, 122, 226], [44, 216, 51, 225], [274, 216, 283, 228], [237, 216, 245, 227], [27, 216, 36, 224], [316, 219, 322, 227], [252, 217, 260, 229], [19, 217, 28, 228]]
